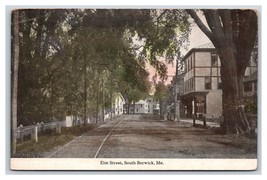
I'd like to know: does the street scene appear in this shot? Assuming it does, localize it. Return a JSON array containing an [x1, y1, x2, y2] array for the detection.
[[10, 9, 258, 169], [46, 114, 256, 159]]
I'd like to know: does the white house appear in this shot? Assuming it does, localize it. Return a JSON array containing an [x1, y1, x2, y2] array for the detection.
[[128, 97, 159, 114], [113, 93, 125, 116]]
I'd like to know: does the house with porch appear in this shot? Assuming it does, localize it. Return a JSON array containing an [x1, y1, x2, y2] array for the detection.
[[180, 43, 222, 119], [179, 43, 257, 120]]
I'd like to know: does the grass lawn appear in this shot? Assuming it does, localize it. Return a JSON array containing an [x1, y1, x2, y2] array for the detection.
[[13, 123, 99, 158]]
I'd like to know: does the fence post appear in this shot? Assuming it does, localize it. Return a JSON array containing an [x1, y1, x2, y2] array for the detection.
[[163, 112, 167, 120], [17, 124, 23, 140], [56, 122, 61, 134], [193, 114, 196, 127], [31, 126, 38, 142], [35, 126, 38, 142], [203, 116, 206, 128], [40, 122, 44, 135]]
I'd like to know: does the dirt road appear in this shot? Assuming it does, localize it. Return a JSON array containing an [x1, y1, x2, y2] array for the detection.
[[47, 114, 257, 158]]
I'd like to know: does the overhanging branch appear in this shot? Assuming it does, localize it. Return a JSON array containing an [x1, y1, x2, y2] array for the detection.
[[186, 9, 215, 42]]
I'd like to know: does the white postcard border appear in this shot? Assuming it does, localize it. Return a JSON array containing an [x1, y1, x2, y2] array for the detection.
[[11, 158, 257, 171]]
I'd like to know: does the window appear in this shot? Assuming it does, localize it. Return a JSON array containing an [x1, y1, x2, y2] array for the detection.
[[188, 79, 190, 91], [192, 54, 194, 68], [187, 58, 190, 71], [205, 77, 211, 89], [189, 57, 191, 71], [186, 78, 194, 91], [211, 53, 218, 67], [192, 78, 195, 90], [196, 102, 205, 113], [190, 56, 193, 69], [218, 78, 222, 89], [189, 80, 191, 91], [244, 82, 252, 92]]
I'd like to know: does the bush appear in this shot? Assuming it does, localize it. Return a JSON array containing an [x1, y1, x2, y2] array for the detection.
[[244, 94, 257, 114]]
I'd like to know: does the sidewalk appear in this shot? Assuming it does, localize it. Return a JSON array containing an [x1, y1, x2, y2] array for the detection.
[[179, 118, 220, 128]]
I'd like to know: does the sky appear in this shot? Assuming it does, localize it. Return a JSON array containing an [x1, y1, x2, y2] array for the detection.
[[146, 21, 211, 86]]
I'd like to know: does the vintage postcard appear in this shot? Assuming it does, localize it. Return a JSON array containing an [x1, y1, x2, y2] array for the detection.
[[10, 8, 258, 170]]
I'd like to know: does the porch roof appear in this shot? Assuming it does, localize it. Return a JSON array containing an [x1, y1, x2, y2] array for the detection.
[[180, 91, 209, 98]]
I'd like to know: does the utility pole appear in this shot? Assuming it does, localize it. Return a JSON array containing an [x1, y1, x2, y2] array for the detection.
[[11, 10, 19, 155]]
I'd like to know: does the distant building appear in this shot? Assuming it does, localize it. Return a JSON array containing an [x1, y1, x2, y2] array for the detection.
[[244, 71, 257, 96], [126, 97, 159, 114], [243, 54, 257, 100], [113, 93, 125, 116]]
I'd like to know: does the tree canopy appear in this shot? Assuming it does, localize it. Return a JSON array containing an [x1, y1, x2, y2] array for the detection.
[[13, 9, 190, 125]]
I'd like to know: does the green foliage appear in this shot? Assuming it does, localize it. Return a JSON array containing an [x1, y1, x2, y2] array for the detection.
[[244, 94, 257, 114], [15, 9, 190, 125], [153, 82, 169, 101]]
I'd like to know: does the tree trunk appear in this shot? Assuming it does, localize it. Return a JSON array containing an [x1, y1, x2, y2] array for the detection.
[[127, 103, 130, 114], [96, 73, 100, 124], [11, 10, 19, 155], [219, 47, 250, 134], [237, 73, 245, 103], [34, 10, 45, 58], [110, 91, 113, 120], [50, 83, 54, 121], [186, 9, 256, 134], [159, 100, 163, 119], [83, 59, 87, 125], [102, 77, 105, 122], [133, 101, 135, 114]]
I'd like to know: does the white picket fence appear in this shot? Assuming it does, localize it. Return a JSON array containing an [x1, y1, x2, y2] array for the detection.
[[16, 121, 65, 142]]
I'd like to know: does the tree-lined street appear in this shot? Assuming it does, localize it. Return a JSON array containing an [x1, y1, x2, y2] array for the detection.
[[47, 115, 256, 158], [11, 9, 258, 159]]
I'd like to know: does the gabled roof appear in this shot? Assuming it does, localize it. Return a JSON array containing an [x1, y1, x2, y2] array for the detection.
[[194, 42, 215, 49], [115, 92, 125, 102], [182, 42, 216, 62]]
